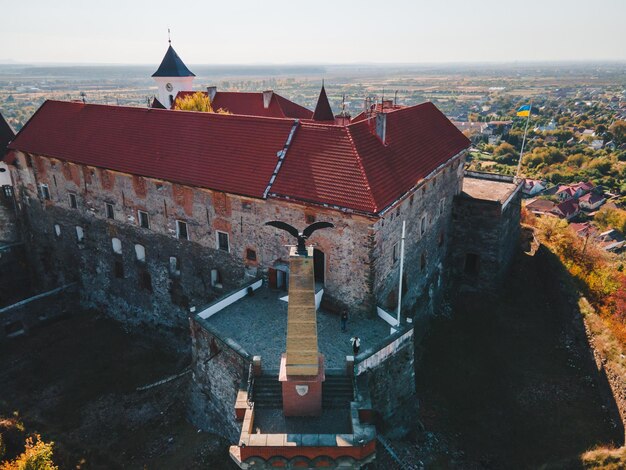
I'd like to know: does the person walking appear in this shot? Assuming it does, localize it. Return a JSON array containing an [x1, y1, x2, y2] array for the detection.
[[340, 310, 348, 332], [350, 336, 360, 356]]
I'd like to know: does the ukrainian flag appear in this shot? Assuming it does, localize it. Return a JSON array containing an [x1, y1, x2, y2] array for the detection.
[[517, 105, 531, 117]]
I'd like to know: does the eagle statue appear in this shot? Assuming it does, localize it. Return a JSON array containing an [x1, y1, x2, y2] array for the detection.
[[265, 221, 334, 255]]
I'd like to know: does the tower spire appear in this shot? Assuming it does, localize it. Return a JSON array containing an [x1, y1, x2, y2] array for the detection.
[[312, 81, 334, 121], [168, 28, 171, 45]]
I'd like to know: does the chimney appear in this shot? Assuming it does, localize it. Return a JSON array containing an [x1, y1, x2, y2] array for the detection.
[[375, 113, 387, 144], [263, 90, 273, 109], [207, 86, 217, 101]]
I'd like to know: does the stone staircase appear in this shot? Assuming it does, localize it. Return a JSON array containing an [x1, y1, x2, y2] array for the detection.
[[253, 374, 354, 409]]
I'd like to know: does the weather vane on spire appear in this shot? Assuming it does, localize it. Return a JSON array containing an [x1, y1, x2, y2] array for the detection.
[[168, 28, 171, 45]]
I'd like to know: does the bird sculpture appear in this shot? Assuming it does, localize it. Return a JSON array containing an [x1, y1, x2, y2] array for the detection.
[[265, 221, 334, 255]]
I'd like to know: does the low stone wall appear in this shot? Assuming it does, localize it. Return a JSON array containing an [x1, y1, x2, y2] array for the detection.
[[0, 283, 78, 342], [356, 326, 416, 432], [189, 315, 253, 441]]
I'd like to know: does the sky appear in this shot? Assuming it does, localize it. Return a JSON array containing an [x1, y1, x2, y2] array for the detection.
[[2, 0, 626, 65]]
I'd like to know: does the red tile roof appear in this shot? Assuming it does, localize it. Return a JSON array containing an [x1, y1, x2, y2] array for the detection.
[[552, 199, 579, 218], [8, 101, 296, 199], [271, 102, 470, 213], [174, 91, 313, 119], [9, 100, 470, 215], [0, 111, 15, 156]]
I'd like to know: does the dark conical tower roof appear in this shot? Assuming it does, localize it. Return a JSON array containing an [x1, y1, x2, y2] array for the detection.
[[152, 45, 195, 78], [312, 84, 334, 121]]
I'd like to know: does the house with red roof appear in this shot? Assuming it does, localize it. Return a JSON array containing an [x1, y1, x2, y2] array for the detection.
[[556, 181, 594, 201], [551, 198, 580, 220], [525, 198, 556, 217], [521, 178, 546, 197], [579, 192, 606, 211]]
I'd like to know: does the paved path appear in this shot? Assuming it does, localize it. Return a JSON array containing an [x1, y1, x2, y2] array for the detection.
[[207, 287, 390, 369]]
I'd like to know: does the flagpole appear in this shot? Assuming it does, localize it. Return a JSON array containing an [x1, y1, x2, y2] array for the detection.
[[396, 220, 406, 329], [515, 101, 533, 180]]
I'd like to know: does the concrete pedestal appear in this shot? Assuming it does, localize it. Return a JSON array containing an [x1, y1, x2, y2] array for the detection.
[[279, 354, 325, 417]]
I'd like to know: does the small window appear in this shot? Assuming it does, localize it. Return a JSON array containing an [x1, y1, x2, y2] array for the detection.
[[438, 230, 445, 247], [409, 194, 414, 206], [420, 216, 427, 236], [138, 210, 150, 229], [169, 94, 174, 106], [305, 214, 316, 224], [139, 270, 152, 292], [246, 248, 257, 261], [169, 256, 180, 277], [217, 231, 230, 252], [40, 184, 50, 200], [421, 252, 427, 271], [176, 220, 189, 240], [439, 199, 445, 216], [111, 237, 122, 255], [54, 224, 61, 238], [68, 192, 77, 209], [114, 260, 124, 278], [464, 253, 479, 275], [135, 244, 146, 262], [242, 201, 252, 211], [211, 268, 222, 287], [75, 225, 84, 242], [105, 203, 115, 220], [392, 242, 399, 263]]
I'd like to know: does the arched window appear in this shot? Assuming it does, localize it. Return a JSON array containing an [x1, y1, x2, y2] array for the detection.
[[135, 244, 146, 262], [111, 237, 122, 254], [54, 224, 61, 238], [211, 269, 222, 288], [75, 226, 84, 242]]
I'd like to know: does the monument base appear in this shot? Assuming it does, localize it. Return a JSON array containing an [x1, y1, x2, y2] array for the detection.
[[279, 354, 325, 417]]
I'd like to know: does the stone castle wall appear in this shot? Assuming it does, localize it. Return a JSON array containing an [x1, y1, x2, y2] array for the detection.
[[189, 316, 251, 441], [450, 180, 521, 293], [9, 151, 377, 324], [9, 150, 466, 325], [372, 153, 465, 318]]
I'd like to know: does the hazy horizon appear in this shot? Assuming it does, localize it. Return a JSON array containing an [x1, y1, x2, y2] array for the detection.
[[3, 0, 626, 65]]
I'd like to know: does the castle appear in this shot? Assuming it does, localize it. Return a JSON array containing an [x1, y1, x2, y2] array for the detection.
[[0, 43, 522, 468]]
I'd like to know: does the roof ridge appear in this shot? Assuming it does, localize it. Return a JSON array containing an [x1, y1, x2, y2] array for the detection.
[[263, 119, 300, 199], [345, 124, 378, 213]]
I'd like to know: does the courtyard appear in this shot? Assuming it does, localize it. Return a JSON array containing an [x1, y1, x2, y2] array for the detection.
[[203, 286, 392, 370]]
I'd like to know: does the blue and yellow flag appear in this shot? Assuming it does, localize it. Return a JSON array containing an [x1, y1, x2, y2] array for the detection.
[[517, 105, 531, 117]]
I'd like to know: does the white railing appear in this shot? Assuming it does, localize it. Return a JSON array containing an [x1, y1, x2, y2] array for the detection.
[[356, 328, 414, 375], [197, 279, 263, 320]]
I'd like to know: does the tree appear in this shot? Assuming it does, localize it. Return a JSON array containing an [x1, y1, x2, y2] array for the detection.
[[595, 207, 626, 233], [493, 142, 518, 164], [610, 120, 626, 145], [0, 435, 57, 470], [173, 92, 232, 114], [174, 92, 213, 112]]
